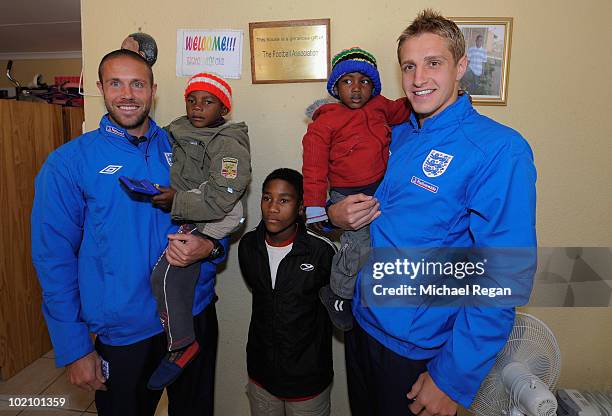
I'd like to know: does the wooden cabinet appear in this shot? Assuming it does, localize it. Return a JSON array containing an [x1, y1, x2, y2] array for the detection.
[[0, 100, 83, 379]]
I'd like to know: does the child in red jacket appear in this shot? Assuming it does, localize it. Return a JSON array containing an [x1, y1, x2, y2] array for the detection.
[[302, 47, 411, 331]]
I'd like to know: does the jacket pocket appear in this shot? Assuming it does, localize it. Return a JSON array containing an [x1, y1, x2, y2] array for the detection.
[[177, 141, 206, 184]]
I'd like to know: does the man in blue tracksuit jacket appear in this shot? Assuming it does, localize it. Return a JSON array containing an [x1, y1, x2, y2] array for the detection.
[[328, 11, 537, 416], [31, 50, 224, 416]]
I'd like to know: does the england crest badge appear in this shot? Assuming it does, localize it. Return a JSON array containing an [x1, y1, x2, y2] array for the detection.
[[422, 149, 453, 178]]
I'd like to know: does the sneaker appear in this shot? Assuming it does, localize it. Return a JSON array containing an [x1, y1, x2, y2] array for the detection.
[[319, 285, 353, 331], [147, 341, 200, 390]]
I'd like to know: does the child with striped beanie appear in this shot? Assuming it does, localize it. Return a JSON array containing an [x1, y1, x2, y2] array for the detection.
[[301, 47, 411, 331], [147, 72, 251, 390]]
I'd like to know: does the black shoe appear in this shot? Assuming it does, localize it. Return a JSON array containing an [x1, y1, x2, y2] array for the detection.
[[319, 285, 353, 331]]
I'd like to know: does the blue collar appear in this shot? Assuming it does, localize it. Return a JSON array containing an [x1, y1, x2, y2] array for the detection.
[[408, 93, 473, 131], [99, 114, 160, 142]]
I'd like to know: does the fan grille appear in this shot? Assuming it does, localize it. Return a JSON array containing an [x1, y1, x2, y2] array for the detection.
[[470, 313, 561, 416]]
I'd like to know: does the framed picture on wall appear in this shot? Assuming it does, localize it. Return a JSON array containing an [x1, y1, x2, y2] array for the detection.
[[451, 17, 513, 105]]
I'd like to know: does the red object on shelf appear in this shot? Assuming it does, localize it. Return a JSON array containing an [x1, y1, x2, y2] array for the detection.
[[52, 75, 83, 107], [54, 76, 80, 86]]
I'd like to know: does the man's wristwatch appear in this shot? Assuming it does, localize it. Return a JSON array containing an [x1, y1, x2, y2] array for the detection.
[[207, 237, 225, 261]]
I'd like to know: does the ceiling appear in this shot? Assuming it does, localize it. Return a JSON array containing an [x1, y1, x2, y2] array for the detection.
[[0, 0, 81, 59]]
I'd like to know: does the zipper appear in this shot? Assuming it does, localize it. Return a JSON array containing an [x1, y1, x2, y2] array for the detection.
[[263, 243, 280, 377], [381, 125, 423, 203], [143, 134, 152, 167], [269, 249, 296, 381], [272, 257, 281, 379]]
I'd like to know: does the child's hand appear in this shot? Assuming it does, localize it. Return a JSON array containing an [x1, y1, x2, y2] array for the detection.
[[151, 187, 176, 211]]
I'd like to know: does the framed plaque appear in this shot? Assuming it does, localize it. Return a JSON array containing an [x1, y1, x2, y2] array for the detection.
[[249, 19, 330, 83]]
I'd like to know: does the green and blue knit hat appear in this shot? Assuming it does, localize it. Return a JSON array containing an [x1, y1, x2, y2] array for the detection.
[[327, 47, 381, 99]]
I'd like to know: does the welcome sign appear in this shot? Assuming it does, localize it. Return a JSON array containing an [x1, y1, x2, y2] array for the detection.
[[176, 29, 244, 79]]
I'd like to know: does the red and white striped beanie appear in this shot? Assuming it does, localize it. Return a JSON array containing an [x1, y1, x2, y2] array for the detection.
[[184, 72, 232, 111]]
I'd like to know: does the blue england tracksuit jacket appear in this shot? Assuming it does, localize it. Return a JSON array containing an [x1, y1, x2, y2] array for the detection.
[[353, 94, 537, 407], [31, 115, 222, 367]]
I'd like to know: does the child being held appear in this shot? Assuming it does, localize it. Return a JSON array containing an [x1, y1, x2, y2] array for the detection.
[[148, 72, 251, 389], [239, 168, 336, 416], [302, 47, 411, 331]]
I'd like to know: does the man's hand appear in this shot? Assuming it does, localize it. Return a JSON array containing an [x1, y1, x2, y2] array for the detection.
[[327, 193, 380, 230], [407, 372, 457, 416], [166, 233, 214, 267], [66, 351, 107, 392], [151, 187, 176, 211]]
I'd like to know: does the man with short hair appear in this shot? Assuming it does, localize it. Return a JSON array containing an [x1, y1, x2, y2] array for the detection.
[[464, 34, 488, 94], [329, 10, 536, 416], [32, 49, 222, 415]]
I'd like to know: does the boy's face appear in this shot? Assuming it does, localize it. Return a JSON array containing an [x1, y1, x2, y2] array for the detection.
[[185, 91, 228, 128], [335, 72, 374, 109], [261, 179, 303, 242], [399, 32, 467, 125]]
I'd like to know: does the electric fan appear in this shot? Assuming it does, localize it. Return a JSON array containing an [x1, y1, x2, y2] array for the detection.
[[470, 312, 562, 416]]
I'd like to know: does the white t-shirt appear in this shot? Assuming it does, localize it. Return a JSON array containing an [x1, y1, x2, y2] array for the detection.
[[265, 241, 293, 289], [468, 46, 488, 76]]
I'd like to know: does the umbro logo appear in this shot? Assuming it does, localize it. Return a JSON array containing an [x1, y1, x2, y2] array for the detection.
[[99, 165, 123, 174], [300, 263, 314, 272]]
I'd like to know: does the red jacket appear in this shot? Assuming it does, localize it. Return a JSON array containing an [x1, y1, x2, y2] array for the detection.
[[302, 95, 411, 207]]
